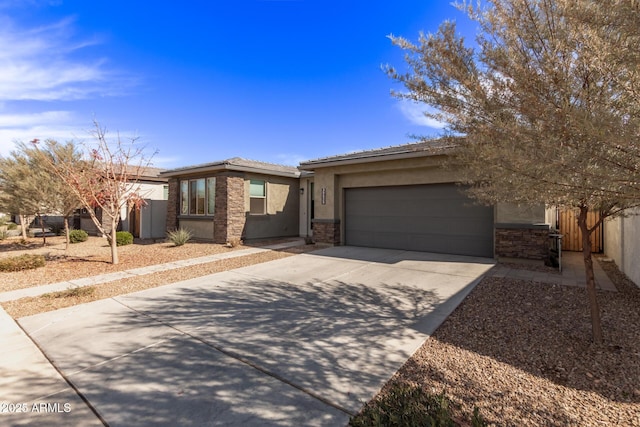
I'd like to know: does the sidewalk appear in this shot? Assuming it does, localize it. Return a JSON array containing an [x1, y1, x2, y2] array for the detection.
[[486, 251, 616, 291]]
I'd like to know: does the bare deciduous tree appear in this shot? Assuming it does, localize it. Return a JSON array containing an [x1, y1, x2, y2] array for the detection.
[[387, 0, 640, 344], [35, 121, 156, 264]]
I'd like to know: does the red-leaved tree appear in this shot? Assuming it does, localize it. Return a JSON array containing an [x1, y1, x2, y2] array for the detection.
[[34, 121, 156, 264]]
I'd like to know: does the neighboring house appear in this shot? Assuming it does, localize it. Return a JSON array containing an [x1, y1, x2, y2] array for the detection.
[[298, 141, 550, 261], [81, 167, 169, 239], [160, 158, 300, 243]]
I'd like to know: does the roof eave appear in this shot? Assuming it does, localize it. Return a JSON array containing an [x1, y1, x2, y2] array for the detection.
[[160, 163, 299, 178], [299, 149, 453, 170]]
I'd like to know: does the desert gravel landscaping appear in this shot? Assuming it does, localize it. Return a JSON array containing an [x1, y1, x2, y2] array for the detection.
[[355, 258, 640, 426], [2, 236, 639, 425], [0, 236, 319, 317]]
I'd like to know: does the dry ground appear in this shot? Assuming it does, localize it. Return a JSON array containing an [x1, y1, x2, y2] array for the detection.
[[2, 237, 639, 425], [357, 258, 640, 426], [0, 235, 320, 317]]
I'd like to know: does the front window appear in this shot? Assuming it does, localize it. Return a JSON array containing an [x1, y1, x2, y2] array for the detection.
[[180, 181, 188, 214], [180, 178, 215, 216], [249, 179, 266, 215]]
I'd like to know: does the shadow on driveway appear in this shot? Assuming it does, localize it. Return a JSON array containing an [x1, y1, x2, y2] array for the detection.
[[19, 248, 491, 426]]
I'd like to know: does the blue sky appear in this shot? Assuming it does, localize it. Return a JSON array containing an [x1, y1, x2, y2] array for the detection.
[[0, 1, 474, 168]]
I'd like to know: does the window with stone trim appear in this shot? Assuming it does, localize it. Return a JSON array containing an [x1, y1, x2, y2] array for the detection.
[[180, 178, 216, 216], [249, 179, 266, 215]]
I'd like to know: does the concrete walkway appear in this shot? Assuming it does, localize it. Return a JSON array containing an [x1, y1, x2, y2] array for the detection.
[[486, 251, 616, 291]]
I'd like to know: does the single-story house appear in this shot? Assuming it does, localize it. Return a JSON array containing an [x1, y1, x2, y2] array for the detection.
[[160, 158, 300, 243], [162, 143, 549, 261], [154, 141, 639, 288]]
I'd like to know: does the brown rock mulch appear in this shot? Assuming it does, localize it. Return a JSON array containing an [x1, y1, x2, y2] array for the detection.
[[359, 259, 640, 426], [0, 236, 320, 318], [0, 236, 265, 293]]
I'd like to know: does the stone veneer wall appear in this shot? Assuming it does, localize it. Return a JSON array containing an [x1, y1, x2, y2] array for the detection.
[[495, 224, 550, 261], [312, 219, 340, 245], [166, 178, 179, 231], [214, 173, 246, 244]]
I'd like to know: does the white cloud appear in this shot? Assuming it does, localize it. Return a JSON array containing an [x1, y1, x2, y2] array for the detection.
[[0, 13, 139, 157], [396, 100, 447, 129], [0, 111, 82, 155], [0, 16, 125, 102]]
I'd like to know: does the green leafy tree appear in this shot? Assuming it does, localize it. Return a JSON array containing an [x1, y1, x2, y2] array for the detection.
[[0, 142, 83, 246], [387, 0, 640, 344]]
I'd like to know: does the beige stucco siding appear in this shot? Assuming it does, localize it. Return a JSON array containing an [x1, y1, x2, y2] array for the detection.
[[312, 155, 457, 220], [496, 203, 547, 224], [243, 174, 299, 240], [179, 218, 214, 240], [604, 208, 640, 287]]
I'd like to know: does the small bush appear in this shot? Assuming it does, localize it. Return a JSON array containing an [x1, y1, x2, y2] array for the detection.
[[69, 229, 88, 243], [0, 254, 46, 272], [350, 384, 457, 427], [167, 228, 192, 246], [116, 231, 133, 246], [6, 222, 18, 230]]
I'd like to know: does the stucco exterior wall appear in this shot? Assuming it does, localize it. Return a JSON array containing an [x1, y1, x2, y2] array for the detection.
[[243, 174, 299, 240], [496, 203, 547, 225], [298, 177, 313, 237], [180, 218, 215, 240], [311, 155, 456, 221], [140, 200, 167, 239], [605, 208, 640, 287], [136, 182, 167, 201]]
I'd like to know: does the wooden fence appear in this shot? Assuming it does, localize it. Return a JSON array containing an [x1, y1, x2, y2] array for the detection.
[[558, 209, 603, 252]]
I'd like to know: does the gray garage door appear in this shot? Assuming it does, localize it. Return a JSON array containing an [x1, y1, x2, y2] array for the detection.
[[344, 184, 494, 257]]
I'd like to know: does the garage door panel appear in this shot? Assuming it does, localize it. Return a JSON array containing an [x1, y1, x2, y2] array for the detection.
[[345, 184, 493, 257]]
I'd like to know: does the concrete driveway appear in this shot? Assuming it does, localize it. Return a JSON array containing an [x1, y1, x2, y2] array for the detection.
[[18, 246, 494, 427]]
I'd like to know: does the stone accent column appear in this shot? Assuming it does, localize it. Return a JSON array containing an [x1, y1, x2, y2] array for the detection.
[[226, 174, 246, 242], [312, 219, 340, 245], [166, 178, 179, 231], [214, 173, 246, 244], [495, 224, 550, 261]]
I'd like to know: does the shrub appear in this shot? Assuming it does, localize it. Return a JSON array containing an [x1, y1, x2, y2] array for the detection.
[[116, 231, 133, 246], [167, 228, 192, 246], [350, 384, 457, 427], [6, 222, 17, 230], [69, 229, 88, 243], [0, 254, 46, 272]]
